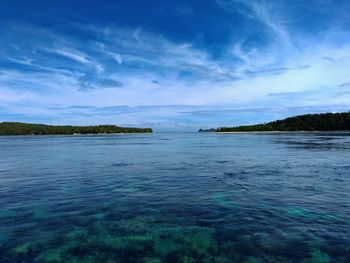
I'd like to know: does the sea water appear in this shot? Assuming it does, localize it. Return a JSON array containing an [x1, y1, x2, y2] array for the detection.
[[0, 132, 349, 262]]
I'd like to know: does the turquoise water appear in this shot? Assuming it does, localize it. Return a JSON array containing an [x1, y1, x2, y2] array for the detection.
[[0, 132, 349, 262]]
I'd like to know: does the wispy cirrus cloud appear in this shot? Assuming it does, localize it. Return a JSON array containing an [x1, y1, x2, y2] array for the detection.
[[47, 48, 104, 72]]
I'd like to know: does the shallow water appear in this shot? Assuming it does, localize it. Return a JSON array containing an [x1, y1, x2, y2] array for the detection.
[[0, 132, 349, 262]]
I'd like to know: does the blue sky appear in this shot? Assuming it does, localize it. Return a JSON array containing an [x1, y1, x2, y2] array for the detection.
[[1, 0, 350, 130]]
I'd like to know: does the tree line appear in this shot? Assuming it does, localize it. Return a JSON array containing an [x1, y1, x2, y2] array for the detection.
[[0, 122, 152, 135], [199, 112, 350, 132]]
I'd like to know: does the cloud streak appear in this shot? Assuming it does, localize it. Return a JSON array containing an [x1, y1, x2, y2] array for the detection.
[[48, 48, 104, 72]]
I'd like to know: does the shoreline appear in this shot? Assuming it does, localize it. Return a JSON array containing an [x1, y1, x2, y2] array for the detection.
[[0, 132, 153, 137], [216, 130, 350, 134]]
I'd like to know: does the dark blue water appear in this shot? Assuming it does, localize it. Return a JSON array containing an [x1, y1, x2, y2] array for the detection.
[[0, 132, 349, 262]]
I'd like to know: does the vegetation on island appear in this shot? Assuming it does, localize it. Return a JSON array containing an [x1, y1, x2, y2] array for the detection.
[[0, 122, 152, 135], [199, 112, 350, 132], [198, 128, 216, 132]]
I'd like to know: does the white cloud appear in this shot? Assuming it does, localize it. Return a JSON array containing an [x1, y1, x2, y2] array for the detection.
[[48, 48, 104, 71], [133, 27, 143, 41]]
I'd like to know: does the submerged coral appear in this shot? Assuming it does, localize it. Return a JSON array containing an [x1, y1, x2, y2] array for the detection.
[[303, 249, 331, 263], [7, 213, 345, 263]]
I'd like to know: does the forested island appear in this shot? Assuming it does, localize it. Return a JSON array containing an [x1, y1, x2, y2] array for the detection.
[[0, 122, 152, 135], [199, 112, 350, 132]]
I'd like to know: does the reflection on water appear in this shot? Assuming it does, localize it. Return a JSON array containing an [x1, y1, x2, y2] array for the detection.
[[274, 132, 350, 150], [0, 132, 349, 262]]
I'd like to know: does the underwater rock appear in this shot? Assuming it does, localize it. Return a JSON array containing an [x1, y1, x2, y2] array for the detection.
[[303, 249, 331, 263], [15, 242, 31, 255], [211, 256, 231, 263], [183, 228, 216, 255], [93, 213, 105, 220], [212, 193, 238, 209], [153, 237, 181, 258], [34, 249, 62, 263], [150, 226, 216, 261], [66, 227, 89, 241], [33, 209, 50, 219], [143, 257, 162, 263], [86, 233, 124, 251], [310, 249, 331, 263], [117, 216, 152, 233]]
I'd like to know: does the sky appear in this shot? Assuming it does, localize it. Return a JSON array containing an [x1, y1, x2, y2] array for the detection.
[[1, 0, 350, 131]]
